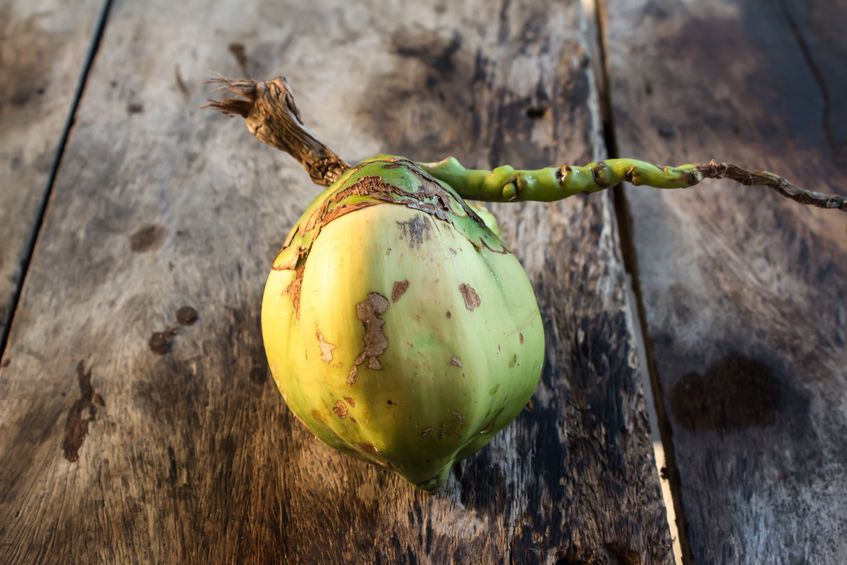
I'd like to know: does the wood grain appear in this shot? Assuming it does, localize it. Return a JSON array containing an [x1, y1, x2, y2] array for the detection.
[[0, 0, 105, 345], [0, 0, 670, 562], [604, 0, 847, 562]]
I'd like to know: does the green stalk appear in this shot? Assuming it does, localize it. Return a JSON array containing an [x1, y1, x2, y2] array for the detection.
[[419, 157, 847, 212]]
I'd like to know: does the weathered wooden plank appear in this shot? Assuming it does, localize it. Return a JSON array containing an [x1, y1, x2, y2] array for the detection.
[[604, 0, 847, 562], [0, 0, 671, 562], [0, 0, 106, 345]]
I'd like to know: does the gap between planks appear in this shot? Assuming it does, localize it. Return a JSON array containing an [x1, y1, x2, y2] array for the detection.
[[586, 0, 686, 562], [0, 0, 115, 359]]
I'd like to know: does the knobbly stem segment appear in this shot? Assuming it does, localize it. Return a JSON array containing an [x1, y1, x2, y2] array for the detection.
[[205, 77, 349, 186], [418, 157, 846, 212]]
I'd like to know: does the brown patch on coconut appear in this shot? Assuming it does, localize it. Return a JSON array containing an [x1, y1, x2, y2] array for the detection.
[[396, 215, 431, 248], [391, 280, 409, 302], [347, 292, 390, 384], [332, 400, 348, 419], [285, 264, 305, 318], [459, 283, 481, 311], [357, 442, 379, 454], [316, 329, 336, 363]]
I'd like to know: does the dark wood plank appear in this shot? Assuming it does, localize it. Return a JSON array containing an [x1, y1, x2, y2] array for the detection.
[[0, 0, 105, 344], [0, 0, 671, 562], [604, 0, 847, 562]]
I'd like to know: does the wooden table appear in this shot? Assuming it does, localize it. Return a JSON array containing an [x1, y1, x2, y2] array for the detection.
[[1, 0, 845, 563]]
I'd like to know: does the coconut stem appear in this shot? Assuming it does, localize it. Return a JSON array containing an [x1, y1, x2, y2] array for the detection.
[[205, 76, 845, 212], [419, 157, 847, 212], [205, 76, 349, 186]]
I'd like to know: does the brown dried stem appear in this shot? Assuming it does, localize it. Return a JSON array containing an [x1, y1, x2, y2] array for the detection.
[[205, 76, 349, 186], [694, 160, 846, 212]]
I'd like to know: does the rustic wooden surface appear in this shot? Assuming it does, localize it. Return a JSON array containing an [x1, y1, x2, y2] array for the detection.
[[604, 0, 847, 563], [0, 0, 106, 346], [0, 0, 672, 563]]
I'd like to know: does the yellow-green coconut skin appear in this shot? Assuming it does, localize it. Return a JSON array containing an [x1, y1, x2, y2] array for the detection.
[[262, 156, 544, 490]]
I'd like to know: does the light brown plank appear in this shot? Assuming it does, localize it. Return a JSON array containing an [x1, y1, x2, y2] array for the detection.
[[604, 0, 847, 562], [0, 0, 106, 344], [0, 0, 671, 561]]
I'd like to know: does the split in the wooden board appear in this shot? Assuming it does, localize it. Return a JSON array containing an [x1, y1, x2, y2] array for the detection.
[[205, 73, 845, 493], [605, 1, 847, 561]]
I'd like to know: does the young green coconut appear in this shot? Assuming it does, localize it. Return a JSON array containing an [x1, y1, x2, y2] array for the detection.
[[207, 77, 846, 492]]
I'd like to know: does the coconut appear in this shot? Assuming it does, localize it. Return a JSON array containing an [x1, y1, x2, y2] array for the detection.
[[262, 157, 544, 489]]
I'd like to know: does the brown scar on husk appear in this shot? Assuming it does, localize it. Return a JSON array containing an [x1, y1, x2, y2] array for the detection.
[[273, 170, 509, 273], [316, 329, 336, 363], [347, 292, 390, 384], [284, 264, 305, 318], [519, 332, 524, 344], [396, 215, 431, 248], [343, 396, 356, 407], [391, 280, 409, 302], [357, 442, 379, 454], [459, 283, 481, 311], [449, 356, 462, 367], [332, 400, 348, 419], [323, 175, 455, 228]]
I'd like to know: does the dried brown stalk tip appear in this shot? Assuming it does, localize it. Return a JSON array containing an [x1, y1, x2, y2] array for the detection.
[[204, 75, 349, 186], [203, 77, 260, 118], [696, 160, 847, 212]]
